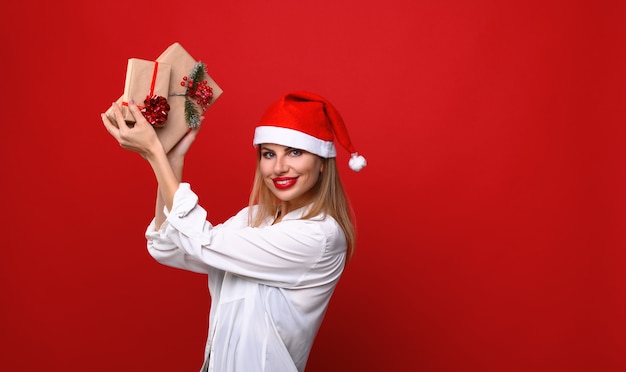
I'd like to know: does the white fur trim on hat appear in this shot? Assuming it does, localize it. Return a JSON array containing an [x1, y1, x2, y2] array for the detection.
[[253, 126, 337, 158]]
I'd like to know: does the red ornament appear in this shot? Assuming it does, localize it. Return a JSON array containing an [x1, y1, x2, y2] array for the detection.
[[180, 75, 214, 112]]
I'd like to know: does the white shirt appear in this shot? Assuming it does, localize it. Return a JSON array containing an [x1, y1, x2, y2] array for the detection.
[[145, 183, 347, 372]]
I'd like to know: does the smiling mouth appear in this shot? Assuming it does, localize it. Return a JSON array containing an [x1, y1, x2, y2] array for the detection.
[[273, 177, 298, 190]]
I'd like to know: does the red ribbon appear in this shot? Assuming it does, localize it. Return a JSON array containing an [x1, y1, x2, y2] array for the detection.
[[148, 61, 159, 97], [122, 61, 160, 107]]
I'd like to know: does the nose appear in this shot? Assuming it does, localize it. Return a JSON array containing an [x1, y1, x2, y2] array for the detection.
[[273, 154, 289, 174]]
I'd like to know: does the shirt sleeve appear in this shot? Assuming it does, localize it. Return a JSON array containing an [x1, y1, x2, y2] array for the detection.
[[146, 183, 346, 287], [146, 218, 212, 274]]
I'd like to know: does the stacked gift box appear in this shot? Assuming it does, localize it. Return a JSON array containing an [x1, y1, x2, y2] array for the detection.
[[106, 42, 223, 153]]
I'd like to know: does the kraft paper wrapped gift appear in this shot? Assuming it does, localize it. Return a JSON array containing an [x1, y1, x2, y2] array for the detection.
[[120, 58, 172, 124], [106, 42, 223, 153]]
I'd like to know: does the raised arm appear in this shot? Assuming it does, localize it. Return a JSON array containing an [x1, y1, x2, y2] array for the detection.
[[101, 102, 198, 225], [154, 124, 200, 228]]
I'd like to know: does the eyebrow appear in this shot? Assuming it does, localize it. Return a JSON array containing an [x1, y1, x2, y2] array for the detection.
[[260, 146, 302, 153]]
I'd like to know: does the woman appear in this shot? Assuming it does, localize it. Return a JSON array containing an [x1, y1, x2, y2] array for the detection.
[[102, 91, 366, 371]]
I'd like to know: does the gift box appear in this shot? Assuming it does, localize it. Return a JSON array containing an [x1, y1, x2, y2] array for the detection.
[[121, 58, 172, 124], [106, 42, 223, 153]]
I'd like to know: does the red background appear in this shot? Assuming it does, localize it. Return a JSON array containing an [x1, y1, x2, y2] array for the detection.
[[2, 1, 625, 371]]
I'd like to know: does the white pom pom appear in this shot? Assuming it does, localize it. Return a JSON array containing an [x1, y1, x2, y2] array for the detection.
[[349, 153, 367, 172]]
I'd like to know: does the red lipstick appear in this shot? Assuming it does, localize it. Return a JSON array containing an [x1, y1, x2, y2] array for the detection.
[[273, 176, 298, 190]]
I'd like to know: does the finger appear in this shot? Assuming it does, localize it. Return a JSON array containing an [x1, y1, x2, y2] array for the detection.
[[110, 102, 130, 133], [182, 127, 200, 143], [101, 112, 121, 141], [127, 99, 149, 126], [111, 102, 130, 139], [189, 127, 200, 137]]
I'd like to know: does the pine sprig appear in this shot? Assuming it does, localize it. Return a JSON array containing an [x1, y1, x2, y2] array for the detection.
[[184, 98, 202, 129], [181, 61, 213, 129], [186, 61, 207, 95]]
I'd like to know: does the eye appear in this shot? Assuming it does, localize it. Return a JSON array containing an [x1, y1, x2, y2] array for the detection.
[[261, 151, 275, 159], [288, 149, 302, 156]]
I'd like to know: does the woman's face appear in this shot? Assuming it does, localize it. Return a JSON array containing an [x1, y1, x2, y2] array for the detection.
[[259, 143, 324, 211]]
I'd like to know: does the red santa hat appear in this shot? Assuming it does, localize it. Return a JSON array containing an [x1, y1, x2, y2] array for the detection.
[[253, 91, 367, 172]]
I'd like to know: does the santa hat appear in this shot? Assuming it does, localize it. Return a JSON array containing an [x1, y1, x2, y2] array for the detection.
[[253, 91, 367, 172]]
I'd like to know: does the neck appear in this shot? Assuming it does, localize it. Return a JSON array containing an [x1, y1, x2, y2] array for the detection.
[[278, 202, 290, 217]]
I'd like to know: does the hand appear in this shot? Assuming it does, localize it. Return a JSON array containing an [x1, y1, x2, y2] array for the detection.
[[101, 101, 163, 159], [166, 116, 203, 170], [168, 124, 201, 161]]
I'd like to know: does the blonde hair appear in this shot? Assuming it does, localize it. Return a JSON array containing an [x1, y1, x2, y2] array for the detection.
[[248, 148, 356, 260]]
